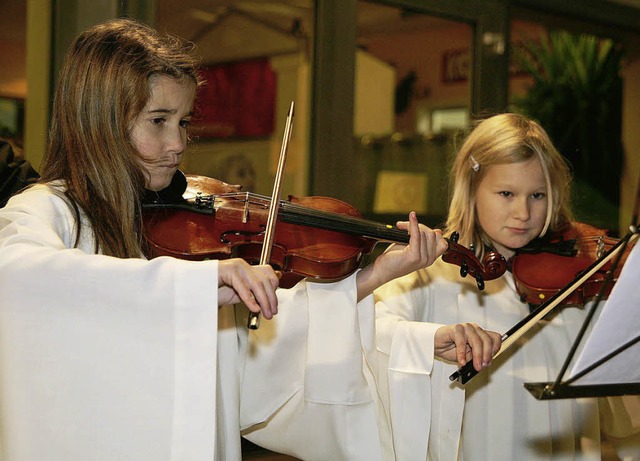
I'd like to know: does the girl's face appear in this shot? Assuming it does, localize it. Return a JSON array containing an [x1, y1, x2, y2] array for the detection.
[[475, 158, 548, 259], [130, 75, 195, 191]]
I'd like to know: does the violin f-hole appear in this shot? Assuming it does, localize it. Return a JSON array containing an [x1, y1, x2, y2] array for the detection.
[[221, 229, 264, 244]]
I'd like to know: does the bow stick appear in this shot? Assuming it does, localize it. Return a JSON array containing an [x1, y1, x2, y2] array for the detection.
[[248, 101, 295, 330]]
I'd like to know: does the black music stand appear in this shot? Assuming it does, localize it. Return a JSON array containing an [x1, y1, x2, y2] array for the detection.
[[525, 228, 640, 400]]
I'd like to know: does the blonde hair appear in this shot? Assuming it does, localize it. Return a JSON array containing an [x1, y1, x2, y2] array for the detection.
[[40, 18, 201, 258], [445, 113, 573, 257]]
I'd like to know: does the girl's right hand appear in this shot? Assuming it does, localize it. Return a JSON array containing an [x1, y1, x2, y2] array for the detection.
[[217, 259, 281, 319], [434, 322, 502, 371]]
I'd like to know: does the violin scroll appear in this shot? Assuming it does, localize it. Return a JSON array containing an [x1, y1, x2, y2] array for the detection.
[[482, 251, 510, 281], [442, 232, 508, 290]]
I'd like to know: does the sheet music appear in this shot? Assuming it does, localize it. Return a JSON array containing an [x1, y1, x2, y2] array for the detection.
[[569, 238, 640, 385]]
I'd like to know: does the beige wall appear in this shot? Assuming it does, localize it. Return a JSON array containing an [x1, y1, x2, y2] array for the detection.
[[354, 50, 395, 136], [23, 0, 52, 170]]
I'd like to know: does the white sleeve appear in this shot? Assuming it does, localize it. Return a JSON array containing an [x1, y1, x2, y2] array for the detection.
[[240, 274, 385, 461], [0, 188, 220, 461], [374, 272, 452, 461]]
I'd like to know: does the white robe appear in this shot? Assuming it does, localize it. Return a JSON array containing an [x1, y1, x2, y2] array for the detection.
[[374, 257, 639, 461], [0, 184, 389, 461]]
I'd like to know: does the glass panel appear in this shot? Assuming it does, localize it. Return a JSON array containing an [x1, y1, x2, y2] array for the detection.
[[354, 1, 473, 227], [156, 0, 314, 198], [509, 17, 624, 233]]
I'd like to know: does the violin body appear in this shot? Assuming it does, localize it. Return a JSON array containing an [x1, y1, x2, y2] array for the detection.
[[512, 222, 633, 306], [143, 179, 375, 288], [142, 173, 507, 289]]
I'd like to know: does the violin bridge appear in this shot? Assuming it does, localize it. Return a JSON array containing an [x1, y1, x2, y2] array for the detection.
[[242, 193, 250, 223]]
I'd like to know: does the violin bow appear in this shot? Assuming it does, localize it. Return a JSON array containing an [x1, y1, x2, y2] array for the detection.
[[247, 101, 295, 330], [632, 170, 640, 230]]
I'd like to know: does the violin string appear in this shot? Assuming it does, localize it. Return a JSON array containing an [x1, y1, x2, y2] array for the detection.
[[280, 202, 410, 243], [213, 192, 410, 243]]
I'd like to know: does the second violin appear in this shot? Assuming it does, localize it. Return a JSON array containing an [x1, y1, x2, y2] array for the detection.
[[511, 222, 636, 307]]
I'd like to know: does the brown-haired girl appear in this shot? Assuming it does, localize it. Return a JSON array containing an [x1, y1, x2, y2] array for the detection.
[[0, 18, 500, 461]]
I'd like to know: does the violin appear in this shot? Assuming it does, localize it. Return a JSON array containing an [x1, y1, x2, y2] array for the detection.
[[450, 222, 639, 385], [511, 222, 636, 307], [142, 173, 508, 289]]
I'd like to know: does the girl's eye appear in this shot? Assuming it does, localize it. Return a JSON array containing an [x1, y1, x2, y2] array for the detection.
[[151, 117, 165, 125], [532, 192, 546, 200], [180, 119, 191, 128], [499, 191, 512, 198]]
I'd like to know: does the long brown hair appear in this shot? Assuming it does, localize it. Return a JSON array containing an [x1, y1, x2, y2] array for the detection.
[[40, 18, 201, 257], [445, 113, 574, 258]]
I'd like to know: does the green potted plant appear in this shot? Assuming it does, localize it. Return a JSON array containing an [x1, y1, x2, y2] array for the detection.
[[513, 30, 624, 233]]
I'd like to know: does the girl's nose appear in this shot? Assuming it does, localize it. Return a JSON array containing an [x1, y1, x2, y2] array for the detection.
[[513, 197, 531, 221], [166, 128, 186, 155]]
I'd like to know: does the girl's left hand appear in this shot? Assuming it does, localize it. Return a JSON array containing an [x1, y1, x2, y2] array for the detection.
[[356, 211, 448, 301]]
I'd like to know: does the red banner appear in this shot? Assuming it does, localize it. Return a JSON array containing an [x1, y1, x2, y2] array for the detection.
[[193, 58, 276, 138]]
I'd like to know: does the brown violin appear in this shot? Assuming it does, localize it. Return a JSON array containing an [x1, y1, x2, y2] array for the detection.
[[142, 173, 507, 289], [511, 222, 636, 307], [450, 222, 639, 385]]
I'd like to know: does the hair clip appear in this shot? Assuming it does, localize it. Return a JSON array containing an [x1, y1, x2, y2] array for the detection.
[[469, 155, 480, 172]]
